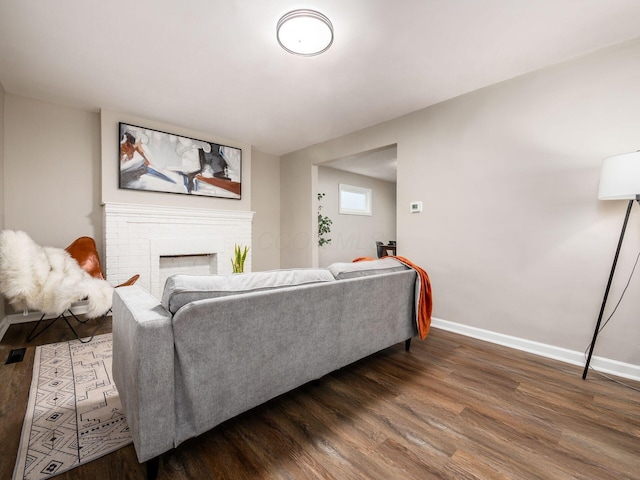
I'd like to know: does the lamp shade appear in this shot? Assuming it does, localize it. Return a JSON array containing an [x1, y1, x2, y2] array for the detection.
[[598, 151, 640, 200]]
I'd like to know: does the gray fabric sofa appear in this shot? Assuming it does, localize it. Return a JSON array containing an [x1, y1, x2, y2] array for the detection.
[[111, 258, 418, 476]]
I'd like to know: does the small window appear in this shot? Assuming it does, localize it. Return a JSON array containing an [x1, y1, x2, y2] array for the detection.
[[339, 184, 372, 216]]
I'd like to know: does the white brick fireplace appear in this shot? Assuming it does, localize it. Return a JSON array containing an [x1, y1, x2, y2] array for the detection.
[[103, 203, 253, 299]]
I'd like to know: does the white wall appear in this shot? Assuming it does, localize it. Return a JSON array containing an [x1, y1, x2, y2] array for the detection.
[[2, 95, 101, 315], [0, 83, 5, 322], [0, 82, 4, 229], [4, 95, 102, 249], [281, 38, 640, 367], [1, 99, 272, 318], [281, 120, 399, 268], [318, 166, 396, 266], [251, 149, 280, 271]]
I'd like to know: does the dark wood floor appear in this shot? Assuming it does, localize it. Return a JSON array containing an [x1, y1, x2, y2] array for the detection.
[[1, 318, 639, 480]]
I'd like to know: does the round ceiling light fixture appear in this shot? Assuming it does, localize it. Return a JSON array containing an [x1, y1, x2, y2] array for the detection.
[[276, 9, 333, 56]]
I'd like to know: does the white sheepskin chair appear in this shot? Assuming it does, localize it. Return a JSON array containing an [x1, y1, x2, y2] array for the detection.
[[0, 230, 114, 324]]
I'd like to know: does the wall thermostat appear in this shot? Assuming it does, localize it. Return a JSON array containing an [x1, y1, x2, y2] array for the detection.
[[410, 201, 423, 213]]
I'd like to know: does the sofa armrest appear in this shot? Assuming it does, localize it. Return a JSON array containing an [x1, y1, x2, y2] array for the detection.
[[112, 285, 175, 463]]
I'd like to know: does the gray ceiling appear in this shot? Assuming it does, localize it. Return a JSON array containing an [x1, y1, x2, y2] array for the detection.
[[1, 0, 640, 159], [322, 146, 398, 183]]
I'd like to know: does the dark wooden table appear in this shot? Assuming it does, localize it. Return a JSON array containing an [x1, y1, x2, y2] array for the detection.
[[381, 244, 396, 256]]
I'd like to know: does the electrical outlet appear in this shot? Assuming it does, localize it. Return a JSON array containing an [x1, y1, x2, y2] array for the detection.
[[410, 201, 423, 213]]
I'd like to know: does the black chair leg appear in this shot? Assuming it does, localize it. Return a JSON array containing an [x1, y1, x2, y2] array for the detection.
[[27, 310, 106, 343], [405, 338, 412, 352], [147, 457, 160, 480], [64, 310, 106, 343], [26, 314, 58, 342]]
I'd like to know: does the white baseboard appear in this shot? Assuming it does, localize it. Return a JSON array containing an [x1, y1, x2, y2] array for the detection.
[[431, 317, 640, 382], [2, 310, 637, 381], [0, 316, 9, 342]]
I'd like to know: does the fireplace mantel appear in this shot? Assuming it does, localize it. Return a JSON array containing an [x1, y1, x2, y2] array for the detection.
[[103, 203, 253, 299]]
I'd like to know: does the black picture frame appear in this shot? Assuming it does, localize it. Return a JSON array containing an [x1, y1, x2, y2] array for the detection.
[[118, 122, 242, 199]]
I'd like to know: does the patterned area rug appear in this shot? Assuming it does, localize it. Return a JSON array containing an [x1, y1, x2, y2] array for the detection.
[[13, 333, 132, 480]]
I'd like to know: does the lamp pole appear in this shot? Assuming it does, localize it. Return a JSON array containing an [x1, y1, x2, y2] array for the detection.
[[582, 199, 634, 379]]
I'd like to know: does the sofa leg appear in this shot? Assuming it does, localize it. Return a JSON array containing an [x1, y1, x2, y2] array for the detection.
[[405, 339, 412, 352], [146, 457, 160, 480]]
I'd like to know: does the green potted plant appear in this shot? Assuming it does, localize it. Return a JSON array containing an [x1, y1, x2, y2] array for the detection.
[[317, 193, 332, 247], [231, 244, 249, 273]]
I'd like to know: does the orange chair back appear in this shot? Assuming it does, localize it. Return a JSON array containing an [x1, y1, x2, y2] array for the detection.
[[65, 236, 105, 280]]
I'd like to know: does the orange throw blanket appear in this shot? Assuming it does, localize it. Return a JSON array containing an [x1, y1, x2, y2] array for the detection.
[[353, 256, 433, 340]]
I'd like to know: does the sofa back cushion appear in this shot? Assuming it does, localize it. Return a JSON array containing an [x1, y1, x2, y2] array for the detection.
[[327, 258, 408, 279], [162, 269, 335, 314]]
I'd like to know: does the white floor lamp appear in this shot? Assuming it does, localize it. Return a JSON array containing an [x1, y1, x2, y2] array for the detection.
[[583, 151, 640, 379]]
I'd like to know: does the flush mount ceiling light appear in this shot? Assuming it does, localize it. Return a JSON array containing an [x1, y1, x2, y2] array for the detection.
[[276, 9, 333, 56]]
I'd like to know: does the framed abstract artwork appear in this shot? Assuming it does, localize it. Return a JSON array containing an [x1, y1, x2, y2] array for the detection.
[[119, 122, 242, 199]]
